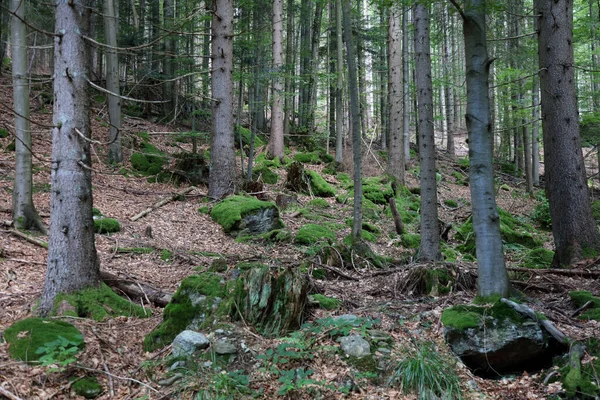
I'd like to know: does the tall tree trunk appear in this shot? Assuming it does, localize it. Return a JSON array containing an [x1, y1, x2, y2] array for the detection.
[[522, 91, 533, 194], [163, 0, 176, 119], [0, 0, 8, 75], [535, 0, 600, 265], [40, 0, 100, 315], [283, 0, 295, 136], [402, 6, 411, 162], [104, 0, 122, 164], [590, 0, 600, 112], [457, 0, 510, 297], [306, 0, 324, 134], [208, 0, 236, 199], [356, 0, 367, 138], [387, 4, 405, 185], [443, 5, 455, 158], [414, 3, 441, 262], [335, 0, 344, 163], [342, 0, 362, 242], [268, 0, 285, 159], [379, 8, 387, 150], [202, 6, 211, 109], [298, 0, 313, 132], [11, 0, 45, 232], [532, 77, 540, 186]]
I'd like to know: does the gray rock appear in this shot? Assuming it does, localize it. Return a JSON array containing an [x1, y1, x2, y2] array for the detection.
[[239, 207, 283, 235], [334, 314, 358, 324], [172, 330, 210, 358], [213, 338, 237, 355], [338, 335, 371, 358]]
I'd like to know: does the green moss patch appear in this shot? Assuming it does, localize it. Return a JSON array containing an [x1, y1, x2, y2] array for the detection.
[[253, 166, 279, 184], [521, 248, 554, 269], [72, 377, 102, 399], [311, 294, 341, 310], [144, 273, 234, 351], [307, 198, 329, 209], [210, 195, 282, 234], [130, 142, 167, 176], [295, 224, 336, 245], [362, 177, 394, 205], [94, 218, 121, 234], [442, 302, 526, 330], [235, 125, 265, 148], [305, 170, 336, 197], [293, 151, 321, 164], [4, 318, 84, 362], [570, 291, 600, 320], [401, 233, 421, 249], [55, 283, 150, 321]]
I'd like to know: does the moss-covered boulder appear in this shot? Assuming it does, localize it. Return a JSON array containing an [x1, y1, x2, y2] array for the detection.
[[210, 195, 283, 237], [55, 283, 150, 321], [235, 266, 308, 337], [252, 166, 279, 184], [72, 377, 102, 399], [130, 141, 167, 176], [235, 125, 265, 149], [305, 170, 335, 197], [144, 273, 234, 351], [456, 208, 541, 255], [93, 218, 121, 234], [295, 223, 336, 245], [569, 290, 600, 320], [442, 302, 564, 376], [4, 318, 84, 363]]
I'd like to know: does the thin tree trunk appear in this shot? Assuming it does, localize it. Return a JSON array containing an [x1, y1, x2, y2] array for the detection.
[[402, 6, 410, 162], [414, 3, 441, 262], [335, 0, 344, 163], [306, 0, 324, 133], [40, 0, 100, 314], [532, 77, 540, 186], [443, 5, 455, 158], [268, 0, 285, 160], [163, 0, 176, 119], [208, 0, 236, 199], [104, 0, 122, 164], [387, 4, 405, 185], [283, 0, 295, 136]]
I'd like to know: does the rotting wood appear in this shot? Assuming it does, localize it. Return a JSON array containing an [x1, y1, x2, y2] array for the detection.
[[130, 186, 196, 221], [99, 271, 172, 307]]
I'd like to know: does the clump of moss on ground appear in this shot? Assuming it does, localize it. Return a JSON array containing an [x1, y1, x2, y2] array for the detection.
[[55, 283, 150, 321], [311, 294, 341, 310], [144, 273, 234, 351], [72, 377, 102, 399], [252, 166, 279, 184], [210, 195, 281, 233], [295, 224, 336, 245], [94, 218, 121, 234], [130, 135, 168, 176], [401, 233, 421, 249], [306, 170, 336, 197], [442, 301, 526, 330], [307, 198, 329, 208], [569, 290, 600, 320], [521, 248, 554, 269], [4, 318, 84, 362], [294, 151, 321, 164], [235, 125, 266, 148]]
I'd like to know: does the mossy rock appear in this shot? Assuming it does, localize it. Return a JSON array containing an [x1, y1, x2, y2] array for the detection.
[[130, 142, 167, 176], [210, 195, 283, 236], [252, 166, 279, 184], [401, 233, 421, 249], [293, 151, 321, 164], [144, 273, 234, 351], [54, 283, 150, 321], [310, 294, 341, 310], [569, 290, 600, 320], [295, 223, 336, 245], [456, 207, 540, 254], [94, 218, 121, 234], [4, 318, 84, 362], [234, 266, 308, 337], [521, 248, 554, 269], [307, 198, 329, 209], [305, 170, 336, 197], [72, 377, 102, 399], [345, 177, 394, 205], [257, 228, 292, 243], [442, 302, 526, 330], [235, 125, 266, 149]]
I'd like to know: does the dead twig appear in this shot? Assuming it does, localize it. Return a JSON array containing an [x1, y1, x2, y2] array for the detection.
[[130, 186, 196, 221]]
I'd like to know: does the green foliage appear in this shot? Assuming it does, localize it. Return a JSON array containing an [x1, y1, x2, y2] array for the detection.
[[295, 224, 336, 245], [591, 200, 600, 222], [235, 125, 265, 148], [401, 233, 421, 249], [4, 318, 84, 363], [532, 193, 552, 229], [72, 377, 102, 399], [580, 112, 600, 146], [294, 151, 321, 164], [0, 127, 8, 138], [277, 367, 322, 396], [116, 247, 154, 254], [210, 195, 281, 233], [444, 199, 458, 208], [336, 172, 352, 188], [305, 170, 336, 197], [130, 141, 168, 176], [55, 283, 150, 321], [5, 140, 15, 151], [198, 206, 210, 214], [521, 248, 554, 269], [311, 294, 341, 310], [307, 198, 329, 208], [94, 218, 121, 234], [91, 207, 103, 217], [252, 166, 279, 184], [570, 290, 600, 320], [362, 177, 394, 205], [388, 341, 462, 400], [161, 249, 173, 262], [36, 336, 83, 371], [196, 369, 259, 399]]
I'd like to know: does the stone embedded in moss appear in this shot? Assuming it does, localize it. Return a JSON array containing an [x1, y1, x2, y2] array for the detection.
[[4, 318, 84, 362], [311, 294, 341, 310], [295, 223, 336, 245], [72, 377, 102, 399], [210, 195, 283, 236], [55, 283, 150, 321], [362, 177, 394, 205], [94, 218, 121, 234], [305, 170, 336, 197], [144, 273, 233, 351]]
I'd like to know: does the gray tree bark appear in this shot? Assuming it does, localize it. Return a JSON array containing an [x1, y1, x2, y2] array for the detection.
[[414, 3, 441, 262], [11, 0, 45, 233], [335, 0, 344, 163], [40, 0, 100, 315], [163, 0, 176, 119], [532, 77, 540, 186], [342, 0, 362, 242], [535, 0, 600, 265], [103, 0, 122, 164], [402, 6, 410, 162], [208, 0, 236, 199], [268, 0, 285, 160], [443, 5, 455, 158], [387, 4, 405, 185], [456, 0, 510, 297]]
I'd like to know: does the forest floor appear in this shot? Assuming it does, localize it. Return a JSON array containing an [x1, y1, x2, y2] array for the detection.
[[1, 75, 600, 399]]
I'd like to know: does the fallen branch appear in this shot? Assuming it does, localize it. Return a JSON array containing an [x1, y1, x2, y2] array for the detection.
[[311, 261, 360, 281], [571, 300, 593, 318], [0, 386, 23, 400], [7, 229, 48, 248], [130, 186, 196, 221], [100, 271, 172, 307], [500, 298, 567, 344], [507, 266, 600, 279]]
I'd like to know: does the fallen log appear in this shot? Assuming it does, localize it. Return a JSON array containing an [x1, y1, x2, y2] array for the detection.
[[507, 266, 600, 279], [100, 271, 172, 307], [130, 186, 196, 222]]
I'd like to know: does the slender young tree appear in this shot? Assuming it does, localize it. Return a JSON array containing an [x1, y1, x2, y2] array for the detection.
[[452, 0, 510, 297], [268, 0, 285, 160], [335, 0, 344, 163], [104, 0, 122, 164], [40, 0, 100, 315], [163, 0, 176, 119], [11, 0, 45, 232], [387, 3, 405, 185], [414, 2, 441, 262], [535, 0, 600, 265], [208, 0, 236, 199], [402, 6, 410, 162], [342, 0, 362, 242]]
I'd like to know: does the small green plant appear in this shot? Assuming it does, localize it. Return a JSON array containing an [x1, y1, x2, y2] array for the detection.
[[35, 335, 83, 371], [196, 369, 258, 399], [388, 341, 462, 399], [532, 192, 552, 229], [277, 367, 324, 396]]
